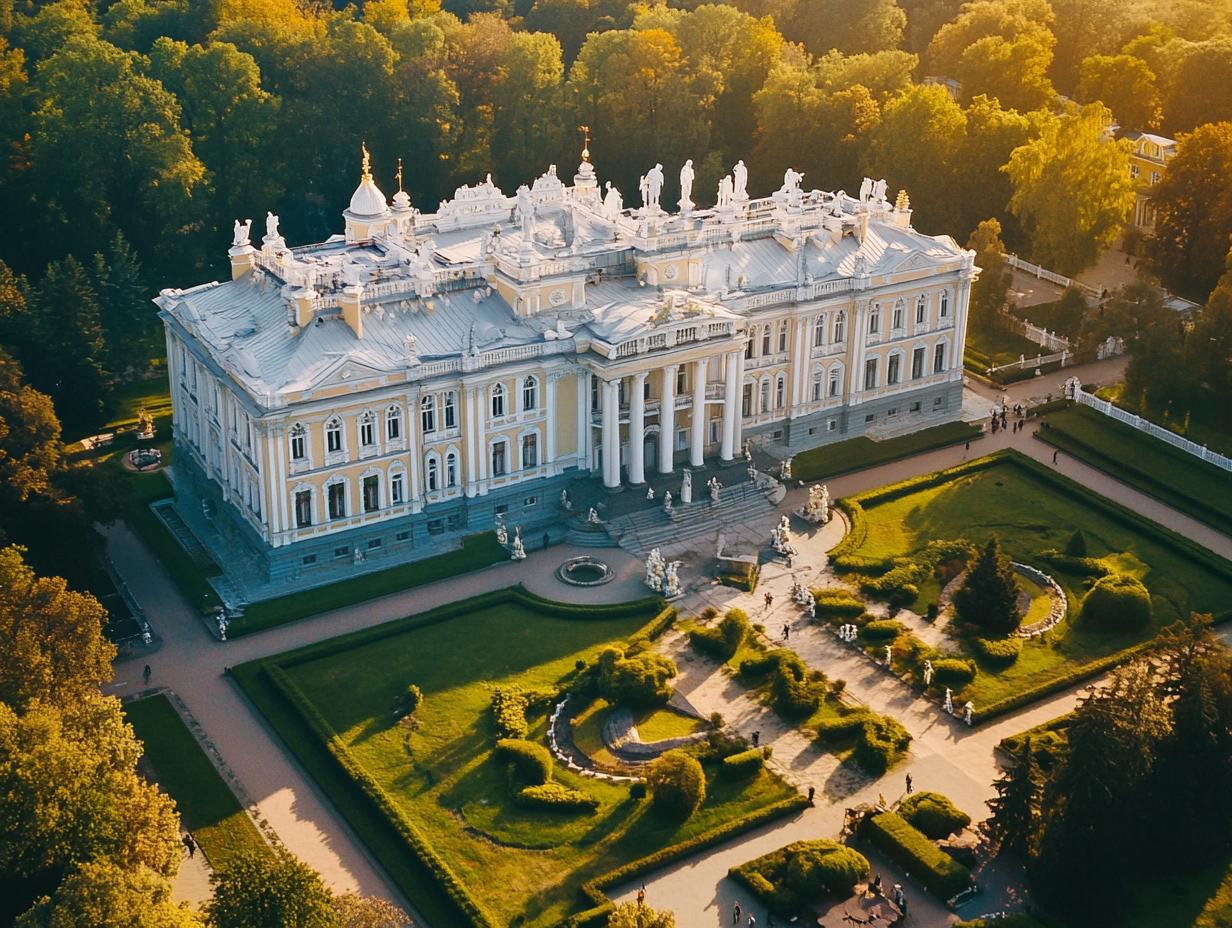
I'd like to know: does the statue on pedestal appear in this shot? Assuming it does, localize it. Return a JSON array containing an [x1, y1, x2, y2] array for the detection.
[[587, 507, 600, 524], [923, 660, 934, 687], [232, 219, 252, 247], [943, 688, 954, 714], [802, 483, 830, 524], [678, 159, 695, 213], [884, 644, 893, 667], [495, 515, 508, 546], [639, 163, 664, 212], [217, 613, 228, 641], [510, 527, 526, 561], [663, 561, 681, 598], [681, 469, 693, 504], [781, 456, 793, 480], [708, 476, 721, 502], [647, 486, 655, 500], [560, 488, 571, 510], [717, 175, 734, 209], [266, 211, 280, 240], [733, 160, 749, 201], [602, 182, 623, 223], [645, 548, 666, 592], [964, 701, 974, 726], [663, 491, 673, 514]]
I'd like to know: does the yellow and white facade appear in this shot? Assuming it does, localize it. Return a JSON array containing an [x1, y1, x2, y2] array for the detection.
[[1123, 131, 1177, 232], [159, 153, 974, 594]]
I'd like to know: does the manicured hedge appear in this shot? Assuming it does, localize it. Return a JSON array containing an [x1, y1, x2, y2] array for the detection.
[[898, 791, 971, 839], [931, 658, 977, 685], [971, 636, 1022, 666], [771, 652, 826, 718], [646, 750, 705, 820], [853, 715, 912, 775], [738, 648, 791, 678], [817, 711, 873, 743], [720, 748, 766, 780], [812, 589, 866, 617], [488, 686, 552, 740], [514, 783, 599, 812], [688, 609, 750, 662], [1080, 573, 1151, 630], [859, 619, 903, 641], [493, 738, 553, 786], [730, 839, 870, 915], [863, 811, 973, 900]]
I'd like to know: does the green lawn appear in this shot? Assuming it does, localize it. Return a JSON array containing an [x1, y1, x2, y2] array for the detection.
[[1037, 403, 1232, 537], [233, 590, 799, 927], [965, 325, 1046, 373], [842, 452, 1232, 716], [793, 420, 982, 482], [105, 375, 172, 431], [231, 533, 509, 636], [1096, 381, 1232, 457], [123, 694, 268, 869], [1121, 853, 1232, 928]]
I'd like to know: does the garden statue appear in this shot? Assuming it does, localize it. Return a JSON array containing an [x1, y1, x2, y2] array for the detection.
[[807, 600, 816, 620], [964, 701, 974, 726], [663, 561, 681, 598], [664, 491, 673, 514], [733, 160, 749, 201], [644, 548, 666, 592], [137, 408, 156, 441], [266, 211, 281, 240], [743, 441, 752, 463], [510, 528, 526, 561], [859, 177, 873, 203], [885, 644, 893, 667], [232, 218, 252, 247], [781, 167, 803, 199], [802, 483, 830, 523], [587, 507, 600, 524], [747, 463, 757, 481], [943, 688, 954, 714], [872, 179, 887, 202], [495, 516, 508, 546], [923, 659, 934, 687], [708, 476, 721, 502], [141, 622, 153, 645], [515, 184, 534, 239], [217, 613, 228, 641], [560, 488, 571, 510], [681, 469, 693, 504], [717, 174, 734, 209], [353, 546, 363, 565], [639, 163, 664, 212], [781, 456, 793, 480], [647, 486, 655, 500], [678, 159, 695, 213]]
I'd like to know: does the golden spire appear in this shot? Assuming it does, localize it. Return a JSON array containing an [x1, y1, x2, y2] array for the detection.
[[579, 125, 591, 163], [361, 142, 372, 181], [396, 157, 404, 193]]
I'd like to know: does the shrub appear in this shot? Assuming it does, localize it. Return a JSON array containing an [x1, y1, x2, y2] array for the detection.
[[771, 653, 826, 718], [955, 916, 1048, 928], [898, 791, 972, 839], [926, 603, 940, 621], [971, 636, 1022, 666], [720, 748, 766, 780], [812, 589, 865, 617], [629, 781, 647, 800], [858, 619, 903, 641], [1064, 529, 1088, 557], [932, 657, 977, 685], [953, 537, 1022, 634], [1079, 573, 1151, 630], [493, 738, 553, 786], [596, 647, 677, 708], [1037, 550, 1110, 577], [864, 811, 973, 900], [854, 715, 911, 775], [399, 684, 423, 718], [489, 685, 552, 740], [784, 840, 871, 898], [647, 750, 706, 820], [738, 649, 784, 678], [514, 782, 599, 812], [688, 609, 750, 662], [816, 711, 872, 743], [695, 727, 751, 763]]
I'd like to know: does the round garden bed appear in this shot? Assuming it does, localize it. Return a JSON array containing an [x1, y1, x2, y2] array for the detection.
[[556, 556, 614, 587]]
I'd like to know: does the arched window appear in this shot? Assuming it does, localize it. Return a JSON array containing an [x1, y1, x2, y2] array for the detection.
[[834, 311, 846, 343], [868, 304, 881, 335], [916, 295, 927, 325], [778, 320, 788, 353], [491, 383, 506, 418], [289, 423, 307, 461], [359, 411, 376, 447], [522, 376, 538, 412], [390, 467, 405, 505], [761, 325, 771, 355], [421, 395, 436, 434], [386, 405, 402, 441], [828, 365, 841, 398], [325, 417, 343, 454], [814, 315, 826, 348], [445, 451, 458, 488], [892, 300, 904, 331], [775, 374, 786, 409], [425, 454, 440, 492], [759, 379, 770, 413], [940, 290, 950, 318], [812, 368, 824, 402], [443, 391, 457, 429], [491, 439, 508, 476], [522, 432, 538, 469], [744, 334, 754, 359]]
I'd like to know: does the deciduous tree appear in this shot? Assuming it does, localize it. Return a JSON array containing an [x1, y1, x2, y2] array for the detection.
[[788, 0, 906, 56], [966, 219, 1010, 328], [608, 901, 675, 928], [206, 851, 338, 928], [15, 860, 202, 928], [1076, 54, 1160, 130]]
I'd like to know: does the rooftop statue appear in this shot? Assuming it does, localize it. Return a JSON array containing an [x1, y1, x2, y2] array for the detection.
[[733, 160, 748, 200], [859, 177, 873, 203], [717, 175, 734, 209], [639, 163, 665, 211], [232, 219, 252, 247], [602, 182, 623, 222], [266, 211, 280, 240], [679, 159, 695, 212]]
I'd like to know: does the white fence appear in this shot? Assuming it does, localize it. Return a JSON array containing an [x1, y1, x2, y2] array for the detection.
[[1003, 253, 1102, 301], [1069, 383, 1232, 472], [1003, 313, 1070, 352], [987, 350, 1069, 376]]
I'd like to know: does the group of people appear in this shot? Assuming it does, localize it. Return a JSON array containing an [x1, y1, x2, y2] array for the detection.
[[989, 401, 1028, 435]]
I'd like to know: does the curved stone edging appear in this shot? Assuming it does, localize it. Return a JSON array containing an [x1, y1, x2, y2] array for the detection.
[[602, 706, 708, 760], [547, 696, 642, 783], [1011, 562, 1067, 637], [556, 556, 615, 587]]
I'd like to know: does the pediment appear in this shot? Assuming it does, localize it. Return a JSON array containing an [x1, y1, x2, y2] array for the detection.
[[302, 354, 391, 395]]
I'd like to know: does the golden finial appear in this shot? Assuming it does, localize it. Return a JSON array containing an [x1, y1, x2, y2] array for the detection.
[[361, 142, 372, 181], [579, 125, 591, 163], [895, 189, 910, 211], [396, 157, 404, 193]]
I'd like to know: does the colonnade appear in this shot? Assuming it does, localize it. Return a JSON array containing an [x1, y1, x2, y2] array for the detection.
[[598, 350, 744, 488]]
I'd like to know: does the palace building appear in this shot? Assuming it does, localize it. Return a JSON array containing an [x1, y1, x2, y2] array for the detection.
[[158, 147, 975, 600]]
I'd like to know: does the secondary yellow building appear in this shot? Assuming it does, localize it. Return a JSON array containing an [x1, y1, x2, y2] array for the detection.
[[1122, 130, 1177, 232]]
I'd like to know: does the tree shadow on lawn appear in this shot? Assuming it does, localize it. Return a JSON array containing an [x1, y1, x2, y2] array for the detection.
[[822, 754, 874, 800]]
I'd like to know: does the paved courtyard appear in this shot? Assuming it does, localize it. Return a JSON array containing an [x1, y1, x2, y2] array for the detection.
[[106, 358, 1230, 925]]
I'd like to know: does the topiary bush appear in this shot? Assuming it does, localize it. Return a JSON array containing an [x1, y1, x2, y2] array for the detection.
[[596, 647, 677, 708], [493, 738, 553, 786], [771, 652, 826, 718], [398, 683, 424, 718], [931, 657, 977, 686], [816, 711, 873, 744], [738, 648, 790, 679], [647, 749, 706, 820], [854, 714, 912, 775], [970, 636, 1022, 667], [812, 589, 865, 618], [784, 840, 870, 897], [688, 608, 750, 662], [858, 619, 903, 641], [720, 747, 766, 780], [864, 811, 973, 900], [1079, 573, 1151, 630], [514, 782, 600, 812], [898, 790, 972, 839], [1063, 529, 1088, 557]]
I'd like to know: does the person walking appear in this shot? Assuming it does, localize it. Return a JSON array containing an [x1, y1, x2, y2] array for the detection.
[[782, 623, 790, 640], [752, 730, 761, 747], [905, 773, 913, 794], [733, 901, 742, 924], [807, 785, 816, 804], [763, 592, 774, 611], [747, 915, 757, 927], [143, 665, 152, 686], [1052, 449, 1059, 465], [182, 833, 196, 858]]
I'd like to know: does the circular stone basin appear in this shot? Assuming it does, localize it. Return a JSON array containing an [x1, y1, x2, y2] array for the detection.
[[557, 556, 614, 587], [127, 448, 163, 471]]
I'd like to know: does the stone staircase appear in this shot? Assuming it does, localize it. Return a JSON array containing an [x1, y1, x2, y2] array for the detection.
[[608, 482, 776, 558], [564, 519, 615, 547]]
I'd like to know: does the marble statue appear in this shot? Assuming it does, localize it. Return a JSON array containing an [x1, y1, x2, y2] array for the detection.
[[781, 456, 793, 480], [495, 516, 508, 546], [232, 219, 252, 247], [681, 468, 693, 504], [217, 613, 228, 641], [964, 701, 974, 726], [781, 168, 804, 198], [717, 175, 734, 209], [923, 659, 934, 687], [807, 599, 816, 620], [943, 687, 954, 714], [859, 177, 873, 203], [647, 486, 655, 500], [353, 546, 363, 565], [663, 490, 673, 514], [602, 182, 623, 222], [587, 507, 600, 524], [645, 548, 666, 592], [404, 334, 418, 361], [663, 561, 681, 598], [885, 644, 893, 667], [747, 463, 757, 481], [560, 488, 571, 510], [733, 160, 749, 200], [515, 184, 534, 237], [708, 476, 721, 502], [802, 483, 830, 524], [679, 159, 695, 212], [640, 163, 665, 211], [510, 527, 526, 561], [266, 211, 280, 240], [872, 179, 887, 202]]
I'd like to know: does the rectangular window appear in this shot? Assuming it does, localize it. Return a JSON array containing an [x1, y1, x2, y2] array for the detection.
[[362, 475, 379, 513], [387, 412, 400, 441], [333, 546, 349, 560], [933, 396, 944, 408], [491, 441, 507, 477], [912, 347, 925, 379], [827, 418, 837, 431], [869, 310, 880, 335], [327, 427, 342, 453], [910, 401, 921, 412], [396, 530, 410, 541], [524, 496, 538, 508], [427, 519, 444, 535], [865, 413, 875, 423], [301, 554, 317, 565], [677, 368, 687, 395], [934, 343, 946, 373], [940, 293, 949, 318], [291, 431, 306, 461], [888, 407, 898, 417], [367, 538, 382, 549], [294, 491, 312, 528], [391, 472, 404, 504], [892, 305, 902, 330], [495, 504, 509, 515], [864, 358, 878, 391], [916, 301, 926, 324], [327, 483, 346, 519], [828, 371, 839, 398], [887, 354, 901, 385]]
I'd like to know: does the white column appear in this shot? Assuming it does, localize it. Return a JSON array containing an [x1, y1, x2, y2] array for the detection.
[[659, 364, 677, 474], [628, 371, 647, 484], [577, 370, 591, 472], [850, 300, 869, 400], [464, 385, 479, 497], [721, 351, 739, 460], [475, 386, 488, 496], [790, 317, 807, 413], [602, 378, 620, 488], [953, 270, 975, 374], [545, 372, 558, 472], [733, 349, 746, 452], [407, 390, 422, 513], [690, 357, 708, 467]]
